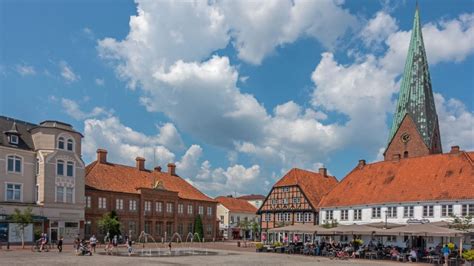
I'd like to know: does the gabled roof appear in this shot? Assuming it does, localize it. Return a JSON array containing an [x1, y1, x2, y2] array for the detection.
[[85, 161, 215, 202], [0, 116, 36, 150], [273, 168, 338, 208], [237, 194, 265, 201], [319, 151, 474, 208], [215, 196, 257, 214]]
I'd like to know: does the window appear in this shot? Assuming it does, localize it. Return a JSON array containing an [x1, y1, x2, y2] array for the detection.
[[156, 201, 163, 212], [6, 183, 21, 201], [207, 206, 212, 216], [66, 161, 74, 177], [462, 204, 474, 216], [178, 204, 184, 214], [67, 139, 74, 151], [155, 222, 163, 236], [292, 198, 300, 204], [187, 205, 193, 215], [283, 198, 288, 204], [237, 216, 241, 223], [129, 221, 137, 235], [57, 160, 64, 176], [304, 213, 312, 222], [206, 224, 212, 235], [187, 223, 193, 234], [166, 222, 173, 236], [66, 187, 73, 203], [56, 186, 64, 202], [403, 206, 414, 218], [283, 187, 290, 192], [326, 210, 333, 220], [178, 223, 184, 235], [372, 207, 381, 219], [36, 158, 39, 175], [340, 210, 349, 221], [85, 221, 92, 236], [144, 221, 151, 234], [284, 213, 291, 222], [442, 205, 453, 217], [220, 215, 224, 224], [387, 207, 397, 218], [116, 199, 123, 210], [230, 216, 235, 224], [98, 197, 107, 209], [403, 151, 409, 158], [58, 137, 65, 149], [86, 196, 91, 208], [129, 200, 137, 211], [166, 203, 173, 213], [9, 135, 19, 144], [7, 155, 22, 173], [144, 201, 151, 212], [271, 199, 277, 205], [198, 206, 204, 215], [296, 212, 303, 222], [354, 209, 362, 220], [387, 236, 397, 242], [423, 205, 434, 217]]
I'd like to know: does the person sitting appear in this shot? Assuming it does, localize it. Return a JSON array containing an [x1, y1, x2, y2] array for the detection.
[[390, 247, 400, 261], [409, 248, 417, 262]]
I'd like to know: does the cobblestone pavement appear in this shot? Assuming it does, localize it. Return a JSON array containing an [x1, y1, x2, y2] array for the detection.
[[0, 243, 425, 266]]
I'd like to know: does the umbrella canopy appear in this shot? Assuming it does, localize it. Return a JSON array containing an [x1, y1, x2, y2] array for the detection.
[[365, 222, 405, 229], [322, 224, 382, 235], [268, 224, 325, 233], [377, 223, 465, 237]]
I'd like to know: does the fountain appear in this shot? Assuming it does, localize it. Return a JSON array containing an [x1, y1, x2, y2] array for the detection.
[[98, 231, 218, 257]]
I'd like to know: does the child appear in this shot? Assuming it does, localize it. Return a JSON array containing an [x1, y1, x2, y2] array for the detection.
[[126, 237, 133, 256], [57, 236, 63, 252]]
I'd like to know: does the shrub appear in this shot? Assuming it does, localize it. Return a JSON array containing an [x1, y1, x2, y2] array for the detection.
[[462, 250, 474, 261], [256, 242, 264, 249]]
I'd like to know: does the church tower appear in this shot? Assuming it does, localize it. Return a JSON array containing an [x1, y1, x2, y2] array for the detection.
[[384, 6, 442, 161]]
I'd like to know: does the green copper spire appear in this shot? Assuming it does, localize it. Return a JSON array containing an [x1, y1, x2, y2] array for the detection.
[[387, 6, 442, 152]]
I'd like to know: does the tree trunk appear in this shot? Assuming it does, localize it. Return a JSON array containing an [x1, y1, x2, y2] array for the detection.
[[21, 229, 25, 249]]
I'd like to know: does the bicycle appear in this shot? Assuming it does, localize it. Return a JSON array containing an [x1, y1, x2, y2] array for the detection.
[[31, 241, 49, 252]]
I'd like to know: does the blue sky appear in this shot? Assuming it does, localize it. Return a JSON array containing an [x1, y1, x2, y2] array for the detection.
[[1, 0, 473, 197]]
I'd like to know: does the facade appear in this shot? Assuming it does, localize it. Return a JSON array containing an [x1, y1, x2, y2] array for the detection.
[[85, 149, 217, 242], [0, 116, 85, 244], [258, 168, 338, 241], [319, 7, 474, 249], [215, 196, 258, 240], [237, 194, 265, 209]]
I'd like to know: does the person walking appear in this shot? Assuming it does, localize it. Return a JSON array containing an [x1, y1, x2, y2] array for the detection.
[[89, 235, 97, 253], [104, 232, 111, 255], [57, 236, 63, 252], [442, 244, 450, 266], [74, 234, 81, 255], [112, 235, 118, 254], [126, 237, 133, 256]]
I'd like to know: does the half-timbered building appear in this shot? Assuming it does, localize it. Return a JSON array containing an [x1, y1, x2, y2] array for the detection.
[[257, 168, 338, 240]]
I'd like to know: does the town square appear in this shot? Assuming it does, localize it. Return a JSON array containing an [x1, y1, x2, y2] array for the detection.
[[0, 0, 473, 265]]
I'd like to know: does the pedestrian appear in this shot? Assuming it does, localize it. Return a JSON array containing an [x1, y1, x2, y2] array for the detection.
[[74, 234, 81, 255], [89, 234, 97, 253], [126, 237, 133, 256], [168, 241, 172, 253], [57, 236, 63, 252], [104, 232, 111, 254], [442, 244, 450, 266], [112, 235, 118, 254]]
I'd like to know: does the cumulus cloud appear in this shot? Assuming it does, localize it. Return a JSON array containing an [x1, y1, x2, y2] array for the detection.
[[60, 61, 80, 82], [15, 64, 36, 76], [361, 11, 398, 49], [60, 98, 113, 120], [95, 78, 105, 86]]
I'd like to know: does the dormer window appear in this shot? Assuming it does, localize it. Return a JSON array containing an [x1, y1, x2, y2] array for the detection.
[[9, 135, 19, 145], [67, 139, 74, 151], [58, 137, 65, 150]]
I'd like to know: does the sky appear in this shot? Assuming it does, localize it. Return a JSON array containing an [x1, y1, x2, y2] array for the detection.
[[1, 0, 473, 197]]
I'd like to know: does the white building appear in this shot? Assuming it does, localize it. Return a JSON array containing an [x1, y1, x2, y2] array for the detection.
[[215, 196, 258, 240], [237, 194, 265, 209]]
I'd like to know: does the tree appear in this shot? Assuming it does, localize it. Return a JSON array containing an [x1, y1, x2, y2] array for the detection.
[[10, 207, 33, 249], [98, 211, 121, 238], [322, 219, 339, 228], [250, 220, 260, 241], [450, 215, 473, 231], [238, 220, 251, 241], [193, 215, 204, 242]]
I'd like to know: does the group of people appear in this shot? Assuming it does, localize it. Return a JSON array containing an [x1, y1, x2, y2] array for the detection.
[[103, 233, 133, 256]]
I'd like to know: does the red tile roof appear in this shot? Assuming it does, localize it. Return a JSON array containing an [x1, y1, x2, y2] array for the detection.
[[319, 151, 474, 208], [86, 161, 215, 202], [273, 168, 339, 208], [237, 194, 266, 200], [215, 196, 258, 213]]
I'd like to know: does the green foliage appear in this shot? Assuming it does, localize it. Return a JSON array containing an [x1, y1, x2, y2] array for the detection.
[[450, 215, 473, 231], [447, 242, 455, 250], [352, 239, 364, 245], [9, 208, 33, 248], [322, 219, 339, 228], [98, 211, 121, 237], [272, 241, 283, 247], [462, 250, 474, 261], [193, 215, 204, 242], [256, 242, 264, 249]]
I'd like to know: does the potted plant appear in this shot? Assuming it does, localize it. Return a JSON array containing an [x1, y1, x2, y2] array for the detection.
[[256, 242, 264, 252]]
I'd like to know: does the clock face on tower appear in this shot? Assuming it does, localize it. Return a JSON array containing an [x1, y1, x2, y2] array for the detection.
[[401, 132, 411, 143]]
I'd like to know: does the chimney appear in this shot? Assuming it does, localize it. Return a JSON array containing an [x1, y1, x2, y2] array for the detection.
[[136, 157, 145, 171], [154, 166, 162, 172], [450, 145, 460, 154], [392, 154, 401, 162], [167, 163, 176, 175], [97, 149, 107, 164], [319, 167, 327, 177], [358, 159, 366, 168]]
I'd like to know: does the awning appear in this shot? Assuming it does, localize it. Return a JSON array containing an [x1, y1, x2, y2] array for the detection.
[[327, 224, 382, 235], [268, 224, 328, 233], [376, 223, 465, 237], [365, 222, 405, 229]]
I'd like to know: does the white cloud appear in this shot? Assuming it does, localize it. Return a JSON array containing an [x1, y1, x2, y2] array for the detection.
[[361, 11, 398, 49], [15, 64, 36, 76], [434, 93, 474, 151], [60, 98, 113, 120], [95, 78, 105, 86], [175, 144, 202, 178], [60, 61, 80, 82]]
